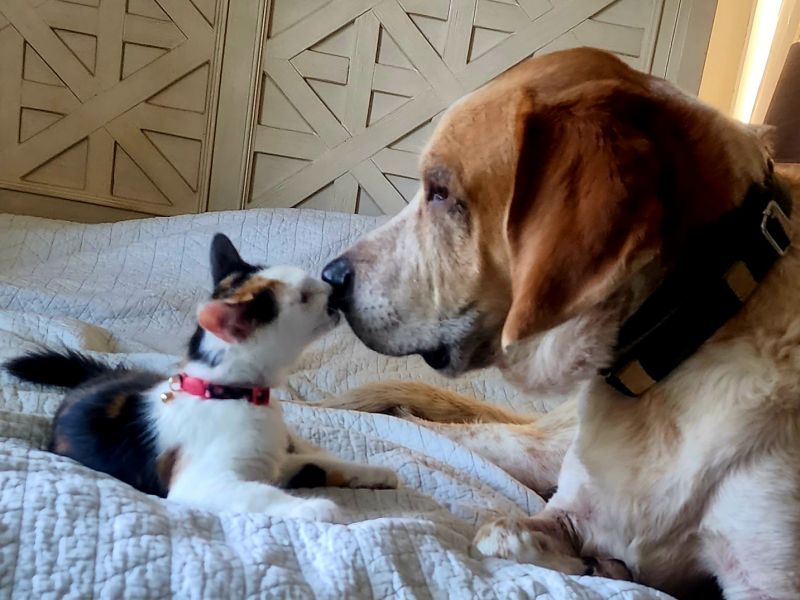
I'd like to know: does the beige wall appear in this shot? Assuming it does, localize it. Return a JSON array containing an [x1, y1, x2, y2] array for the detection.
[[698, 0, 756, 115], [752, 0, 800, 122], [701, 0, 800, 121]]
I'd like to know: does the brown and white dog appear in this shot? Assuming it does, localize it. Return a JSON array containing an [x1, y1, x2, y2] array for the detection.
[[320, 48, 800, 599]]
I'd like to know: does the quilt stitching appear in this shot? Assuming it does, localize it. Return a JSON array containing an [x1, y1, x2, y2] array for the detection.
[[0, 211, 670, 600]]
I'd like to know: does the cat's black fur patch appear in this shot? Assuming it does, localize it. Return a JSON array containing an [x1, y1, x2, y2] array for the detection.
[[187, 325, 223, 367], [187, 326, 208, 363], [56, 375, 165, 495], [5, 349, 117, 389], [242, 287, 278, 325], [19, 355, 169, 497], [286, 463, 327, 489], [210, 233, 261, 286]]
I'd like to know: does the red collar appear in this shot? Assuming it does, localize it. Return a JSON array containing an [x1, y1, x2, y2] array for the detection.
[[162, 373, 270, 406]]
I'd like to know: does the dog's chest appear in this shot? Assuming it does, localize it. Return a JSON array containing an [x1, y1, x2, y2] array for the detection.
[[563, 348, 800, 583], [558, 446, 709, 587]]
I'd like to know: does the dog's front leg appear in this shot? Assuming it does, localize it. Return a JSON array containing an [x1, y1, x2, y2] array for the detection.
[[473, 509, 632, 580]]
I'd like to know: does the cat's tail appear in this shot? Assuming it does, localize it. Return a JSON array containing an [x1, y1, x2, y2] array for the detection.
[[4, 349, 115, 388]]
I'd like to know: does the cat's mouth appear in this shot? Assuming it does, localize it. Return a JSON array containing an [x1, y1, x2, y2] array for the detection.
[[312, 311, 340, 338]]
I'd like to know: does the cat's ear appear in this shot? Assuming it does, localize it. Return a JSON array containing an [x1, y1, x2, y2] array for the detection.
[[210, 233, 250, 285], [196, 288, 278, 343], [196, 301, 252, 343]]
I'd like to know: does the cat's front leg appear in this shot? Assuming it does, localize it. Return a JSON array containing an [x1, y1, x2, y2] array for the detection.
[[281, 453, 399, 490], [169, 465, 340, 520]]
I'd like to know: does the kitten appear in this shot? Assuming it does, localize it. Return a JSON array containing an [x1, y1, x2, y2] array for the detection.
[[5, 233, 397, 520]]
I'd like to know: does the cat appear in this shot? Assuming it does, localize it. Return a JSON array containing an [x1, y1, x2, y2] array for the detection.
[[4, 233, 397, 520]]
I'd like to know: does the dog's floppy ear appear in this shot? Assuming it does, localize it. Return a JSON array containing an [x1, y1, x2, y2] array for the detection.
[[501, 82, 664, 348], [210, 233, 251, 285]]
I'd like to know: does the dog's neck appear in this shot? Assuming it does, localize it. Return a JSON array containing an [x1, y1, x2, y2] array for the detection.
[[502, 170, 798, 400], [603, 173, 792, 396], [710, 168, 800, 341]]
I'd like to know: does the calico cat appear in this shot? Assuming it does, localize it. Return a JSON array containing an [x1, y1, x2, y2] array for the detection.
[[5, 233, 397, 520]]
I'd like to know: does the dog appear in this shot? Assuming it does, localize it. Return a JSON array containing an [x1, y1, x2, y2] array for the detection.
[[320, 47, 800, 599]]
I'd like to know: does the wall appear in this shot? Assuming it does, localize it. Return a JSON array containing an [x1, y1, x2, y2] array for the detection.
[[751, 0, 800, 122], [698, 0, 756, 115]]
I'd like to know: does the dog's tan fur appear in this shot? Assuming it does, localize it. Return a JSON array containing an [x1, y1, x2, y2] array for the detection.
[[334, 380, 535, 424], [324, 48, 800, 598]]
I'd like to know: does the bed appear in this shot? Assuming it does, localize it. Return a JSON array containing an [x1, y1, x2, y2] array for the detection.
[[0, 209, 669, 599]]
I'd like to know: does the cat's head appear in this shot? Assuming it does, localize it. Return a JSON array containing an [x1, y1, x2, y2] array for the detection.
[[186, 233, 339, 383]]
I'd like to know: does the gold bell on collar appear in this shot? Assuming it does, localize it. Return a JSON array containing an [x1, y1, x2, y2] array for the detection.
[[161, 375, 181, 403]]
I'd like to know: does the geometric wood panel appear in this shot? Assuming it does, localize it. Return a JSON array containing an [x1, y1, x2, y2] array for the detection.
[[248, 0, 666, 215], [0, 0, 224, 216]]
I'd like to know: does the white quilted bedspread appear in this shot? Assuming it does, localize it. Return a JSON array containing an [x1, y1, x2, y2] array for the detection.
[[0, 210, 669, 599]]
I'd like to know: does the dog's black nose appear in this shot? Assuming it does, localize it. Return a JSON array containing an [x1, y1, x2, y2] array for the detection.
[[322, 256, 353, 290], [322, 256, 354, 309]]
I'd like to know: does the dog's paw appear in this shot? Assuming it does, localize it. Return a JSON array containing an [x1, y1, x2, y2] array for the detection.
[[472, 517, 602, 577], [473, 518, 542, 562], [348, 466, 399, 490], [289, 497, 341, 522]]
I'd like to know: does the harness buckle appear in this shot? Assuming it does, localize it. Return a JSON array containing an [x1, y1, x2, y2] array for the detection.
[[761, 200, 792, 256]]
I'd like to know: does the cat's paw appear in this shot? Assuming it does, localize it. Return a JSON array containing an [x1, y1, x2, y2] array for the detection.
[[288, 497, 341, 522], [348, 466, 399, 490]]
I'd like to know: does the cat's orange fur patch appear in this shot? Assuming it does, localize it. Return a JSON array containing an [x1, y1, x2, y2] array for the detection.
[[106, 394, 127, 418], [156, 446, 183, 490], [53, 435, 70, 455], [223, 277, 284, 304], [326, 470, 348, 487]]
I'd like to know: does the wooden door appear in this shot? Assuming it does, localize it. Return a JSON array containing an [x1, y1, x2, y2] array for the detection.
[[209, 0, 717, 217], [0, 0, 226, 220]]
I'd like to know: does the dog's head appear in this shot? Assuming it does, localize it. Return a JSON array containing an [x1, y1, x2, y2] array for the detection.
[[324, 48, 773, 390]]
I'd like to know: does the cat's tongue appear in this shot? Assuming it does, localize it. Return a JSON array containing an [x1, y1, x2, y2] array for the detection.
[[197, 301, 254, 343]]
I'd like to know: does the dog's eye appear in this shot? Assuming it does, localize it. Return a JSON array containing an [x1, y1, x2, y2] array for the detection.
[[428, 186, 448, 203], [300, 292, 311, 304]]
